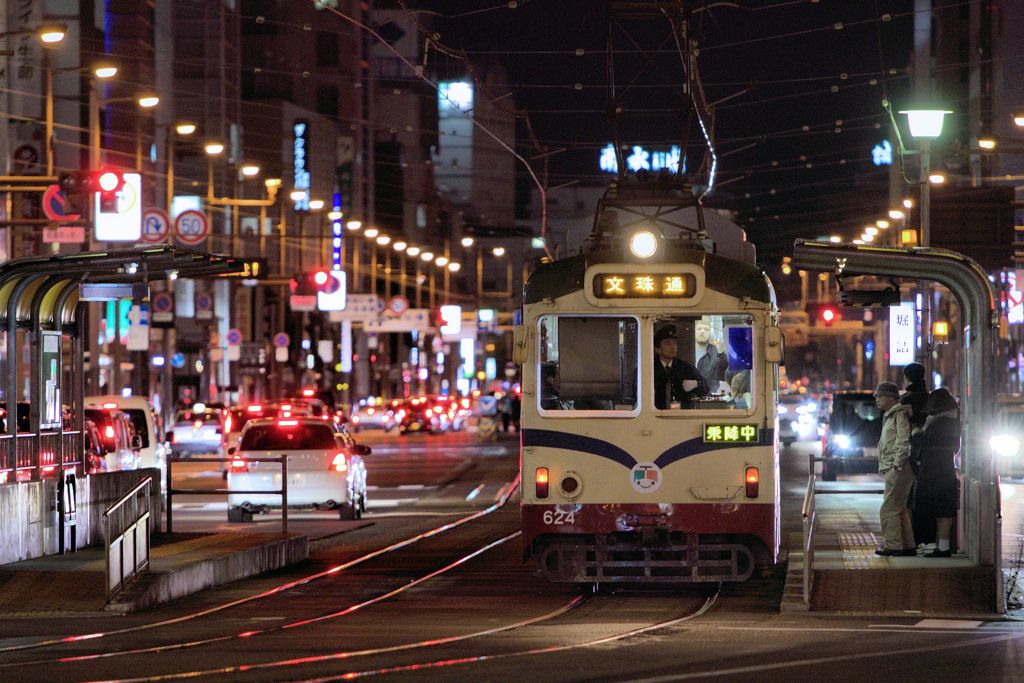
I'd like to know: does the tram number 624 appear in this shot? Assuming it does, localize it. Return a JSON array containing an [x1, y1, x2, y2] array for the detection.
[[543, 509, 576, 525]]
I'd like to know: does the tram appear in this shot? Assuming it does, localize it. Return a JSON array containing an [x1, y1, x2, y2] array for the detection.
[[517, 180, 782, 583]]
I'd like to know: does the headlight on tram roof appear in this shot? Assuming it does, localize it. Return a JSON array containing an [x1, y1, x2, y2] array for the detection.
[[628, 229, 660, 259]]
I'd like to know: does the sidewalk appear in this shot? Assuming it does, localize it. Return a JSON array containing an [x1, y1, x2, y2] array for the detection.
[[0, 531, 308, 616]]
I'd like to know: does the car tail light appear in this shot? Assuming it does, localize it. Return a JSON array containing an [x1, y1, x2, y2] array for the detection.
[[302, 389, 315, 397], [280, 404, 292, 411], [230, 457, 248, 473], [104, 425, 115, 440], [225, 416, 233, 433], [535, 467, 549, 499], [331, 453, 348, 472], [278, 419, 298, 427], [745, 467, 759, 498], [247, 405, 263, 413], [102, 402, 118, 409]]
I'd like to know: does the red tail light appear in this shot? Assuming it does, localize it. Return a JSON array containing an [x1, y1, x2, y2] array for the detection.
[[104, 425, 115, 440], [535, 467, 549, 499], [247, 405, 264, 413], [745, 467, 759, 498], [230, 457, 248, 472], [278, 419, 298, 427], [225, 416, 233, 433], [330, 453, 348, 472]]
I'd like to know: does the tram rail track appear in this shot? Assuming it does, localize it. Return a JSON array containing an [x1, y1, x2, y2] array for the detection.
[[0, 475, 520, 659]]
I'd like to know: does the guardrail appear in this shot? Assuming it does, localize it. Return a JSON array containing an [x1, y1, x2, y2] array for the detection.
[[166, 455, 288, 534], [802, 453, 885, 605], [104, 476, 152, 603]]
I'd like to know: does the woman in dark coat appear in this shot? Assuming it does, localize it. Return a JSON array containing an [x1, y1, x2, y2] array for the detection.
[[909, 388, 961, 557]]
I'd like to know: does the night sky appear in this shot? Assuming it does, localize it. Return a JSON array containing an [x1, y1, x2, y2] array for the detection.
[[422, 0, 916, 263]]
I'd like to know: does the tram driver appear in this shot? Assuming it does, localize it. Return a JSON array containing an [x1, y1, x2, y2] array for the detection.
[[653, 325, 709, 409]]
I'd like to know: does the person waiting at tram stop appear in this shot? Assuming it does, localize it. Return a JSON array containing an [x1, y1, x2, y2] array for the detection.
[[909, 388, 961, 558], [695, 319, 729, 390], [873, 381, 917, 557], [653, 325, 709, 409], [900, 362, 931, 542]]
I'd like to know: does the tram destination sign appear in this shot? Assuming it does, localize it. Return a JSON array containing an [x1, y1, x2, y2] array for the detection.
[[594, 273, 698, 299], [703, 424, 759, 444]]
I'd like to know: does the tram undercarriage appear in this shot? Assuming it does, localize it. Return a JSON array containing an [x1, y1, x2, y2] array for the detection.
[[531, 531, 763, 583]]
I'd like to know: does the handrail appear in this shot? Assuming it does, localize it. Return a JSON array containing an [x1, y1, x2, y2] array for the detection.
[[802, 452, 816, 606], [166, 455, 288, 534], [103, 476, 152, 603]]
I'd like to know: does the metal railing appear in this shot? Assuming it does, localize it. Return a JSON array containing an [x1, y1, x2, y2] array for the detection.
[[166, 455, 289, 534], [0, 429, 83, 483], [104, 476, 152, 603], [801, 453, 885, 606]]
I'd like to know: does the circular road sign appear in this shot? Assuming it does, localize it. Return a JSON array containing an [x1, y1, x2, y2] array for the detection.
[[152, 292, 173, 313], [195, 293, 213, 312], [173, 209, 209, 245], [388, 295, 410, 316], [273, 332, 290, 348], [226, 328, 242, 346], [171, 352, 186, 369], [42, 184, 81, 222], [142, 208, 170, 243]]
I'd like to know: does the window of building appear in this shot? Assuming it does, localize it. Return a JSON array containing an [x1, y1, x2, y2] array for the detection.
[[316, 31, 340, 67], [538, 315, 638, 413], [651, 314, 755, 411], [317, 85, 339, 118]]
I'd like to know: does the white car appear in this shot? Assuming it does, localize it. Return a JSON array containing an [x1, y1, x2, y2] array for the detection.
[[170, 407, 224, 457], [350, 404, 395, 432], [227, 417, 369, 522], [777, 394, 819, 445], [85, 395, 170, 474]]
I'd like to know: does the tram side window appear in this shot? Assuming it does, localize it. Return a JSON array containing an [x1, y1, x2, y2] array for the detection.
[[653, 314, 755, 410], [538, 315, 638, 412]]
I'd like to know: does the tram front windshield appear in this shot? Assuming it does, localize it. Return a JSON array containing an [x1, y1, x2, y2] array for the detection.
[[537, 314, 754, 413]]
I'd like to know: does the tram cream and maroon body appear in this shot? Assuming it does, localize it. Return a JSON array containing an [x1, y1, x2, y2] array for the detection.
[[518, 187, 782, 583]]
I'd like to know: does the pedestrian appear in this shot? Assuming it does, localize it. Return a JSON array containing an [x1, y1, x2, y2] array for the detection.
[[909, 388, 961, 557], [900, 362, 930, 542], [510, 392, 521, 432], [653, 325, 709, 409], [499, 394, 512, 432], [872, 381, 917, 557]]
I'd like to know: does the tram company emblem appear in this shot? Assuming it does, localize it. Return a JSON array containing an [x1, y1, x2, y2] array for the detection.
[[631, 462, 662, 494]]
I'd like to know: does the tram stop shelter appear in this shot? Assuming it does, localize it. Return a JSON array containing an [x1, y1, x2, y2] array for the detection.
[[788, 240, 1004, 614], [0, 246, 245, 564]]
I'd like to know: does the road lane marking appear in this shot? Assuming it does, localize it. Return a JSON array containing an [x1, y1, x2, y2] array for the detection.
[[465, 484, 485, 501]]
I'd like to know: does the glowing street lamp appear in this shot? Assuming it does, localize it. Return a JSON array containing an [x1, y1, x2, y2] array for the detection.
[[492, 246, 506, 257], [38, 25, 66, 44], [240, 164, 260, 178], [888, 209, 905, 220], [137, 94, 160, 108], [93, 64, 118, 79], [448, 262, 461, 272], [346, 220, 362, 231], [205, 141, 225, 155], [460, 236, 474, 247], [364, 227, 379, 239]]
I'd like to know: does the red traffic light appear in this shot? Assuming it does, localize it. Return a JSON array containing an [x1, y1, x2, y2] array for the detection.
[[290, 271, 340, 296], [97, 171, 121, 192], [313, 270, 329, 286], [821, 307, 836, 326]]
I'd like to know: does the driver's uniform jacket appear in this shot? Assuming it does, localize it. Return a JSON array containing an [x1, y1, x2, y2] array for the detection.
[[877, 403, 913, 473]]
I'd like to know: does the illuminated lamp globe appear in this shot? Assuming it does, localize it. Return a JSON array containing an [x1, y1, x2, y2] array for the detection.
[[448, 262, 461, 272], [928, 172, 946, 185], [875, 220, 890, 229], [364, 227, 379, 238], [240, 164, 260, 177], [899, 109, 952, 139], [865, 227, 878, 237], [421, 251, 434, 262], [434, 256, 449, 267], [628, 230, 659, 259], [376, 235, 391, 246], [137, 94, 160, 108], [393, 241, 407, 252], [346, 220, 362, 231], [205, 142, 225, 155], [460, 237, 474, 247], [406, 246, 421, 257], [888, 209, 905, 220], [308, 199, 325, 211], [93, 64, 118, 79], [38, 25, 66, 44], [828, 235, 842, 243], [175, 122, 196, 136]]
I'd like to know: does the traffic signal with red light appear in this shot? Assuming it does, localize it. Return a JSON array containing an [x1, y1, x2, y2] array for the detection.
[[92, 167, 125, 213], [820, 307, 837, 327], [290, 270, 341, 296]]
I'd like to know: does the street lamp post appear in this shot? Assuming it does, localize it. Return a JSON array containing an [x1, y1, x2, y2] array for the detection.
[[900, 107, 950, 371]]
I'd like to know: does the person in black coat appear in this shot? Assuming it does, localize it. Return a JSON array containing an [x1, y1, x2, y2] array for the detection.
[[653, 325, 709, 409], [900, 362, 929, 428], [909, 388, 961, 557]]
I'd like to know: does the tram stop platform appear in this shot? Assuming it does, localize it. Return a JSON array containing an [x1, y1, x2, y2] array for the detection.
[[782, 481, 998, 616], [0, 531, 308, 616]]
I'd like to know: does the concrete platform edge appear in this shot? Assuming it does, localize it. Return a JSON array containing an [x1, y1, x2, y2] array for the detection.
[[107, 534, 309, 613]]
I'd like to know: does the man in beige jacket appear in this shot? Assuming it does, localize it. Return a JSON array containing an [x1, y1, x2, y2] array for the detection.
[[873, 381, 916, 556]]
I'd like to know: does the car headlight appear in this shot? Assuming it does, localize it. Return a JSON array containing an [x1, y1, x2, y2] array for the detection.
[[778, 405, 788, 415], [832, 434, 851, 449], [990, 434, 1020, 458]]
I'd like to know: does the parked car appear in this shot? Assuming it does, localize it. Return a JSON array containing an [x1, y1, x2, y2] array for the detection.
[[85, 395, 168, 473], [170, 406, 225, 457], [226, 417, 369, 521], [818, 390, 883, 481], [84, 407, 143, 472]]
